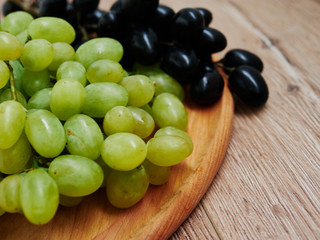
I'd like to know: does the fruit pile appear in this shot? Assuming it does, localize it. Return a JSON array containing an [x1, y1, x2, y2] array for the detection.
[[0, 0, 269, 225]]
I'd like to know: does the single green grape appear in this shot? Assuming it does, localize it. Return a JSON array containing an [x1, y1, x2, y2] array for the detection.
[[0, 100, 26, 149], [21, 69, 52, 96], [25, 109, 66, 158], [0, 133, 32, 174], [101, 132, 147, 171], [0, 60, 10, 89], [152, 93, 188, 130], [82, 82, 128, 118], [64, 114, 104, 160], [103, 106, 135, 136], [95, 157, 112, 188], [86, 59, 124, 83], [0, 174, 23, 213], [20, 169, 59, 225], [48, 155, 104, 197], [0, 11, 34, 35], [27, 88, 52, 110], [50, 79, 86, 121], [146, 135, 192, 167], [127, 106, 155, 139], [28, 17, 76, 44], [0, 31, 23, 60], [56, 61, 87, 86], [0, 88, 27, 108], [20, 39, 54, 72], [120, 75, 155, 107], [59, 194, 83, 207], [48, 42, 75, 72], [75, 38, 123, 69], [106, 167, 149, 208], [142, 159, 171, 185], [16, 29, 29, 44]]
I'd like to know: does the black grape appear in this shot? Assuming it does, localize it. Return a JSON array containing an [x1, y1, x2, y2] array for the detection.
[[119, 0, 159, 22], [196, 8, 213, 26], [73, 0, 100, 15], [39, 0, 67, 17], [2, 1, 23, 15], [97, 11, 124, 39]]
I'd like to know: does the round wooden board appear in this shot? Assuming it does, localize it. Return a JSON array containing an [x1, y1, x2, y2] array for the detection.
[[0, 79, 234, 240]]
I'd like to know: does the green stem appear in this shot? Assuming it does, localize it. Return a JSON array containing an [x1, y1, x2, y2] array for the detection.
[[8, 64, 18, 101]]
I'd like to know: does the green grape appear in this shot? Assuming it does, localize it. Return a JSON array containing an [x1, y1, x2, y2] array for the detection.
[[140, 104, 153, 117], [50, 79, 86, 121], [120, 75, 155, 107], [20, 39, 54, 72], [28, 17, 75, 44], [59, 194, 83, 207], [0, 133, 32, 174], [20, 169, 59, 225], [0, 174, 23, 213], [75, 38, 123, 69], [56, 61, 87, 86], [152, 93, 188, 130], [154, 126, 193, 155], [147, 135, 192, 167], [0, 11, 34, 35], [25, 109, 66, 158], [0, 60, 10, 89], [101, 132, 147, 171], [142, 159, 171, 185], [132, 62, 163, 76], [0, 88, 27, 108], [149, 73, 184, 101], [27, 88, 52, 110], [21, 69, 52, 96], [0, 207, 5, 216], [0, 31, 23, 60], [106, 167, 149, 208], [103, 106, 135, 136], [127, 106, 155, 139], [95, 156, 112, 188], [48, 155, 104, 197], [0, 100, 26, 149], [48, 42, 75, 72], [64, 114, 104, 160], [16, 29, 29, 44], [82, 82, 128, 118], [86, 59, 124, 83]]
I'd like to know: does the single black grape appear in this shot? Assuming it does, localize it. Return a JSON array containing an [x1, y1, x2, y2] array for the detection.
[[97, 11, 124, 39], [119, 0, 159, 22], [2, 1, 23, 15], [196, 8, 213, 26], [62, 3, 78, 28], [81, 9, 106, 25], [190, 70, 224, 106], [73, 0, 100, 15], [222, 49, 264, 73], [228, 65, 268, 107], [39, 0, 67, 17]]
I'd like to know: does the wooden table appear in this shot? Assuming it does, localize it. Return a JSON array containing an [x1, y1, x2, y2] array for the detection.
[[1, 0, 319, 239]]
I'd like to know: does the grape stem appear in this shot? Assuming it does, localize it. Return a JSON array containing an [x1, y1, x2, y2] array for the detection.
[[215, 62, 235, 73], [7, 63, 18, 101]]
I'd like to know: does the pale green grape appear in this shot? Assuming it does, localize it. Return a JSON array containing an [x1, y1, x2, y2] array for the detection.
[[28, 17, 75, 44], [120, 75, 155, 107], [48, 155, 104, 197], [20, 39, 54, 72], [20, 169, 59, 225], [147, 135, 192, 166], [56, 61, 87, 86], [0, 133, 32, 174], [0, 100, 26, 149], [152, 93, 188, 130], [140, 104, 153, 116], [82, 82, 128, 118], [75, 38, 123, 69], [0, 31, 23, 60], [64, 114, 104, 160], [48, 42, 75, 72], [25, 109, 66, 158], [0, 89, 27, 108], [0, 174, 23, 213], [0, 11, 34, 35], [103, 106, 135, 136], [86, 59, 124, 83], [106, 167, 149, 208], [16, 29, 29, 44], [101, 132, 147, 171], [149, 73, 184, 101], [95, 157, 112, 188], [50, 79, 86, 121], [27, 88, 52, 110], [0, 60, 10, 89], [59, 194, 83, 207], [127, 106, 155, 139], [142, 159, 171, 185], [21, 69, 52, 96]]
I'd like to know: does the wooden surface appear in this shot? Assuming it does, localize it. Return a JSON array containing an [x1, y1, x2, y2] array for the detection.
[[1, 0, 320, 239]]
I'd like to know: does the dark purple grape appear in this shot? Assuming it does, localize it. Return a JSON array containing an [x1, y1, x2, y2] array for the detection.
[[160, 45, 199, 84], [63, 3, 78, 28], [81, 9, 106, 25], [119, 0, 159, 21], [39, 0, 67, 17], [228, 65, 268, 107], [171, 8, 205, 44], [196, 8, 213, 26], [73, 0, 100, 15], [190, 70, 224, 106], [2, 1, 23, 15], [222, 49, 264, 73], [97, 11, 124, 39]]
